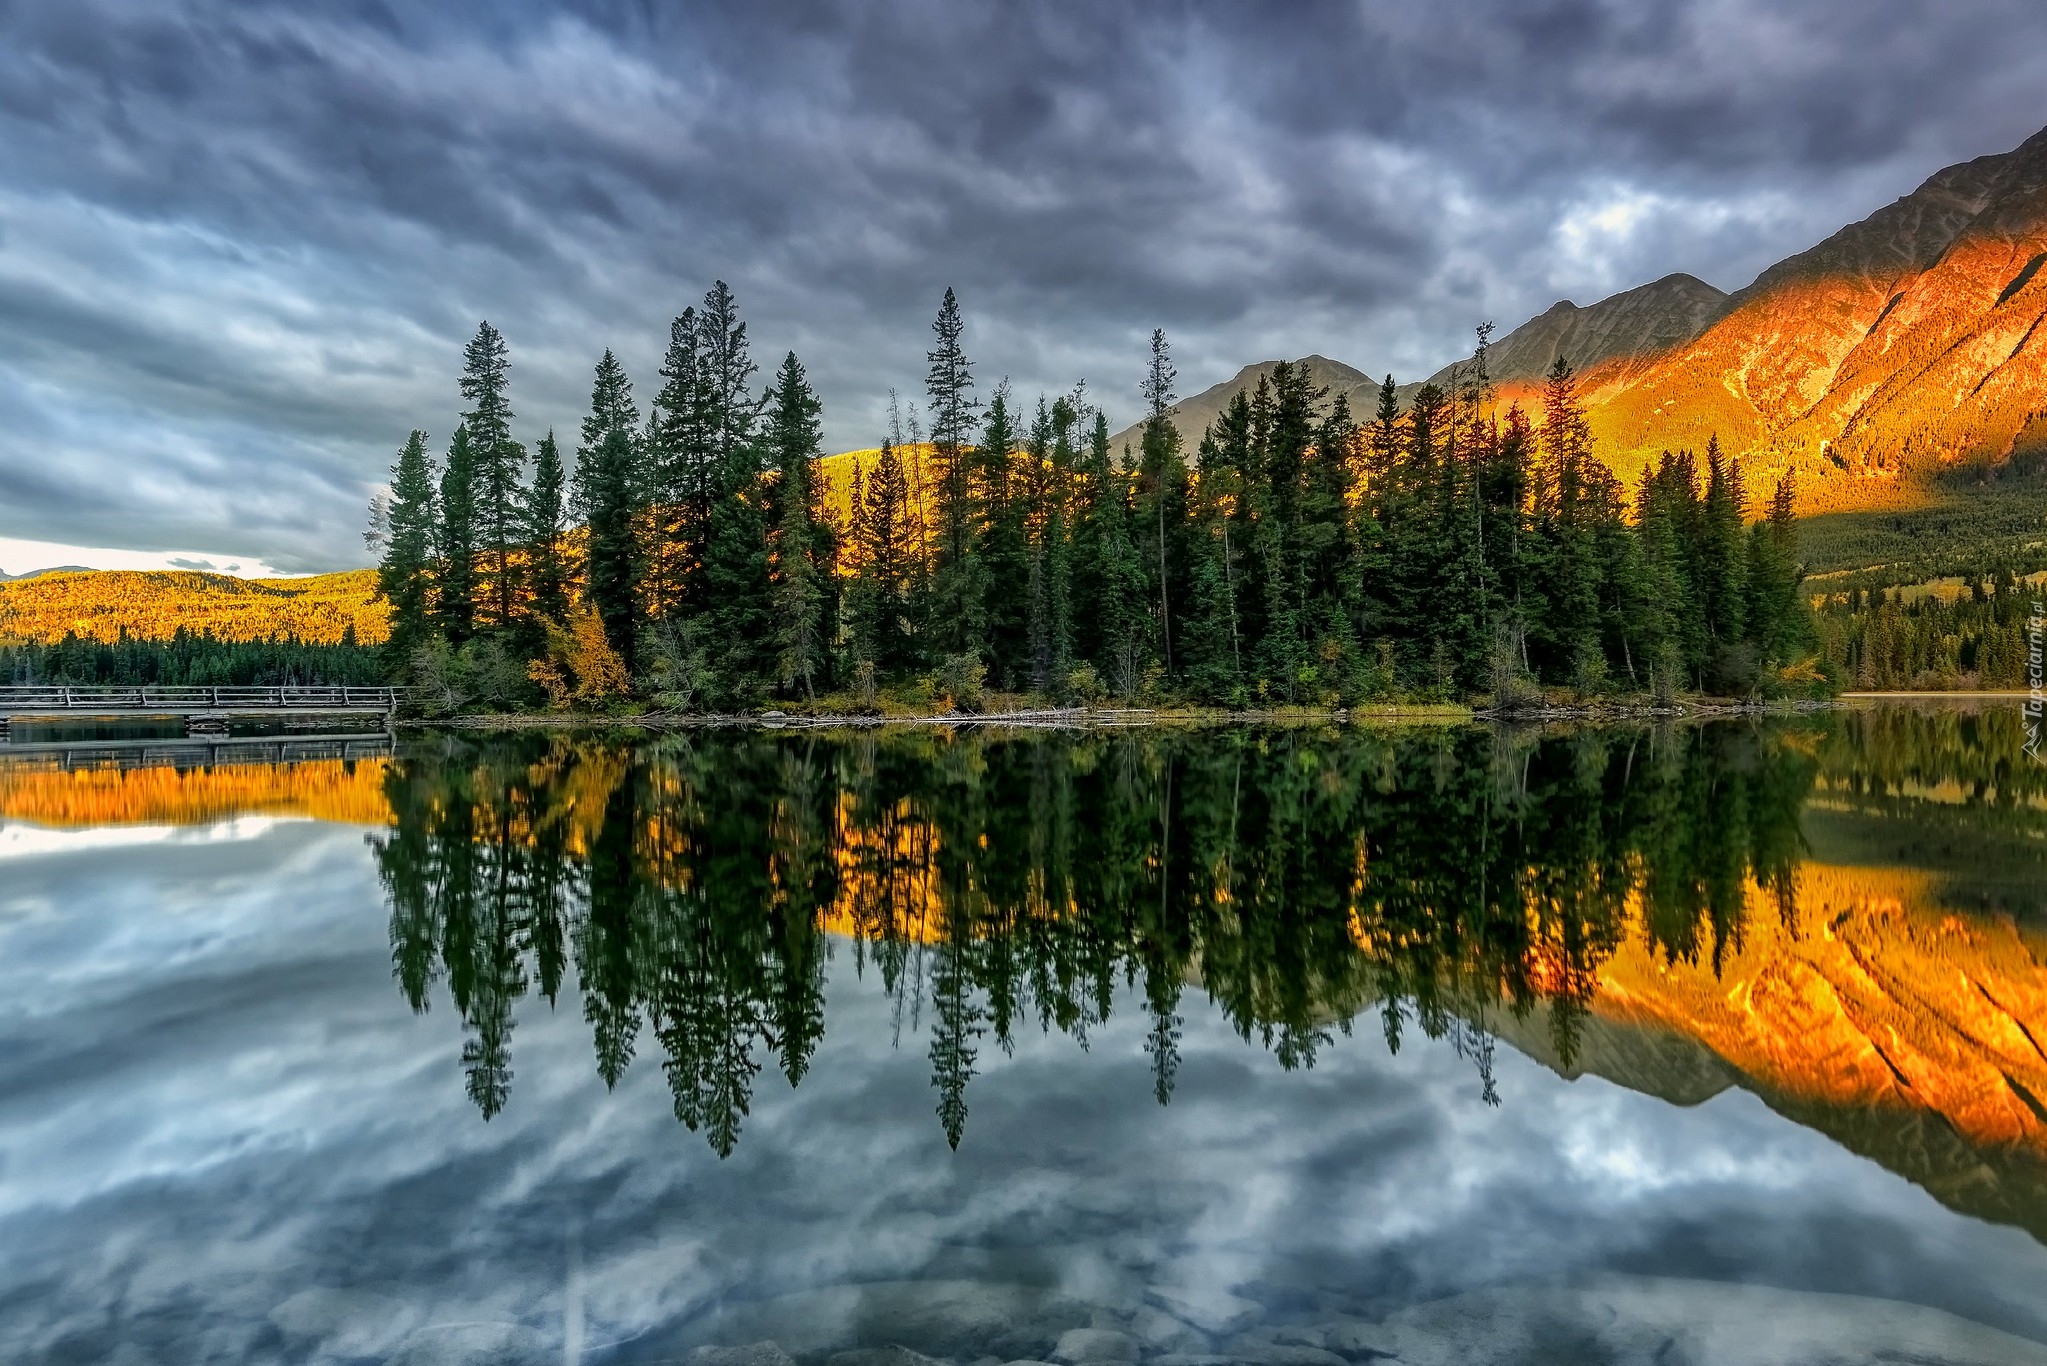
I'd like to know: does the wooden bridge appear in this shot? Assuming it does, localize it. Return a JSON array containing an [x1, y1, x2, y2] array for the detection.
[[0, 685, 399, 740]]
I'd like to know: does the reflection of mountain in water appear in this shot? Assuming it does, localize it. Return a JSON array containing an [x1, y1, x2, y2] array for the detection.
[[1495, 859, 2047, 1241], [345, 715, 2047, 1249], [3, 715, 2041, 1244]]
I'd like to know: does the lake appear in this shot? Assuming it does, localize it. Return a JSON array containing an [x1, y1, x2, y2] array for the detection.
[[2, 706, 2045, 1365]]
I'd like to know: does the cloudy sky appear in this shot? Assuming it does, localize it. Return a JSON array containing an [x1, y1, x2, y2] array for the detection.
[[2, 1, 2045, 573]]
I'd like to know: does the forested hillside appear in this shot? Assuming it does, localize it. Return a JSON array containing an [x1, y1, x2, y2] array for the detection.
[[0, 568, 386, 686], [0, 568, 384, 645]]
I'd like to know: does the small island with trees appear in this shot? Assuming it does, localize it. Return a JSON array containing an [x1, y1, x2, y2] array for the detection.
[[363, 282, 1823, 724]]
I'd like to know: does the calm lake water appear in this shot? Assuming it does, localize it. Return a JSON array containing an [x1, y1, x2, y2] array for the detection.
[[2, 706, 2046, 1365]]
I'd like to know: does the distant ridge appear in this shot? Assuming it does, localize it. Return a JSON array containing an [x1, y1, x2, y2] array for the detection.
[[1107, 355, 1385, 456], [0, 565, 93, 583]]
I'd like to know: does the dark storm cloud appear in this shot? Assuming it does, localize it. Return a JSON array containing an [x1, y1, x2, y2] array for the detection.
[[0, 0, 2043, 569]]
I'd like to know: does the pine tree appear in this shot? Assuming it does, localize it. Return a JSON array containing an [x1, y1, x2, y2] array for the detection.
[[1138, 329, 1191, 683], [856, 440, 916, 673], [1699, 435, 1750, 688], [436, 424, 480, 644], [460, 321, 524, 630], [699, 282, 760, 486], [696, 284, 770, 695], [523, 431, 570, 626], [1045, 392, 1080, 688], [1023, 395, 1054, 691], [924, 288, 984, 661], [765, 352, 827, 697], [575, 350, 640, 512], [978, 383, 1028, 687], [648, 308, 715, 618], [1747, 472, 1808, 672], [1182, 424, 1246, 701], [576, 354, 644, 671], [378, 429, 438, 668]]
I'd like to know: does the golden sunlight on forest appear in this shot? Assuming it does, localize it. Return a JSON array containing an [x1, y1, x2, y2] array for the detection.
[[0, 568, 388, 645]]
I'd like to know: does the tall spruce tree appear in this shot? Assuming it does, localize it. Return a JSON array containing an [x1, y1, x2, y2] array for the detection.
[[648, 308, 714, 617], [978, 384, 1027, 686], [856, 441, 916, 673], [697, 284, 771, 693], [576, 354, 644, 668], [1137, 329, 1191, 681], [765, 352, 827, 697], [460, 321, 523, 630], [924, 288, 984, 660], [378, 430, 438, 668], [522, 431, 570, 626], [435, 424, 480, 644], [1699, 435, 1750, 686]]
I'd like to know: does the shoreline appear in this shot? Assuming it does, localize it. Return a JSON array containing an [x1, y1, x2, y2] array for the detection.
[[404, 696, 1855, 733]]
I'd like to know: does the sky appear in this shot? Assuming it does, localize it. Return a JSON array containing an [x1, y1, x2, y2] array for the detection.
[[1, 1, 2045, 574]]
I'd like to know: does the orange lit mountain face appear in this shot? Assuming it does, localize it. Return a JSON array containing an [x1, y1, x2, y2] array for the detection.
[[1116, 126, 2047, 515], [0, 568, 387, 645], [1578, 127, 2047, 507]]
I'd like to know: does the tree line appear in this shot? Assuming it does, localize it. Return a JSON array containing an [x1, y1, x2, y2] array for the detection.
[[0, 627, 382, 687], [372, 286, 1819, 711], [1815, 569, 2042, 690]]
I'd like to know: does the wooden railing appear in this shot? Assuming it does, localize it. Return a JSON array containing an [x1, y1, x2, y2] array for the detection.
[[0, 685, 399, 710]]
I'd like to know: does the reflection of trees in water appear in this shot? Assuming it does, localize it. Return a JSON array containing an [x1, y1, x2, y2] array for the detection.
[[371, 722, 1819, 1153]]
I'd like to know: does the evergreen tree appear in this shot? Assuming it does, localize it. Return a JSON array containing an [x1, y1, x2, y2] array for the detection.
[[765, 352, 827, 697], [1045, 392, 1080, 688], [1699, 435, 1750, 687], [460, 321, 524, 630], [523, 431, 571, 626], [436, 424, 480, 643], [855, 441, 916, 673], [1747, 472, 1809, 671], [977, 383, 1028, 687], [924, 288, 984, 661], [577, 354, 644, 670], [697, 285, 770, 695], [1138, 329, 1191, 683], [648, 308, 714, 618], [377, 429, 438, 668]]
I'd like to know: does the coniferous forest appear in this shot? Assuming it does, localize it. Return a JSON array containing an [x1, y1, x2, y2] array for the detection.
[[371, 285, 1821, 713]]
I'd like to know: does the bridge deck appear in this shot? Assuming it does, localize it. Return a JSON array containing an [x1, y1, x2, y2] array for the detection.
[[0, 685, 397, 718]]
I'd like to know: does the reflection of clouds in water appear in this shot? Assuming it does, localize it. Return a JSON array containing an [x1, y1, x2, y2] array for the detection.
[[0, 818, 287, 859], [1, 826, 2046, 1361]]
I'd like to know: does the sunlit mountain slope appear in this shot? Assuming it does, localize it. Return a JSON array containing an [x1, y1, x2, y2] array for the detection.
[[1115, 125, 2047, 521]]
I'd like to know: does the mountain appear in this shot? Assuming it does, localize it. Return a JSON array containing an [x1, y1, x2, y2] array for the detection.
[[0, 565, 93, 583], [1100, 125, 2047, 516], [1419, 272, 1733, 392], [0, 568, 386, 645], [1585, 125, 2047, 503], [1107, 355, 1387, 456]]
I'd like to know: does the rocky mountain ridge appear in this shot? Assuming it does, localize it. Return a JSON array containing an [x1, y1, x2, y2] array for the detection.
[[1116, 125, 2047, 512]]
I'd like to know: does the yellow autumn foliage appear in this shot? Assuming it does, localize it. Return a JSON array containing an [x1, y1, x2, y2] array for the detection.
[[0, 569, 388, 645]]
